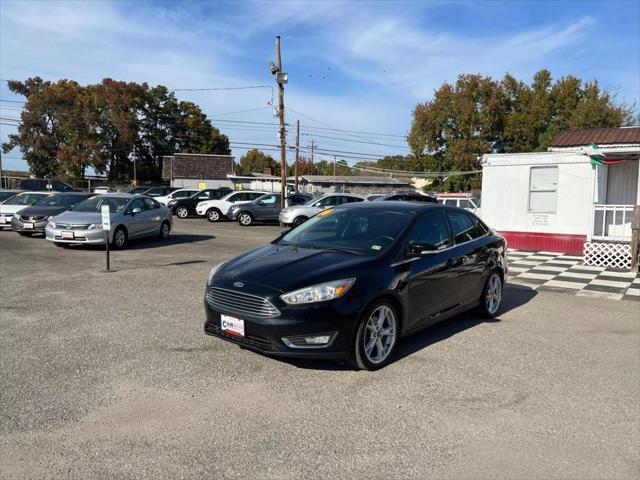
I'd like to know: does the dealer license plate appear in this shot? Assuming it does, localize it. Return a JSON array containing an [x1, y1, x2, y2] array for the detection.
[[61, 230, 74, 239], [221, 315, 245, 337], [23, 223, 34, 229]]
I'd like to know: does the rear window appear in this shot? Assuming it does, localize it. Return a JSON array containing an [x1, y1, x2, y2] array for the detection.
[[446, 211, 486, 244]]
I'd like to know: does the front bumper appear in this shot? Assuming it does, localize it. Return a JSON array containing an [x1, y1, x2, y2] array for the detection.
[[11, 217, 48, 233], [203, 284, 361, 360], [278, 210, 295, 225], [227, 209, 240, 220], [45, 224, 109, 244], [0, 214, 14, 228]]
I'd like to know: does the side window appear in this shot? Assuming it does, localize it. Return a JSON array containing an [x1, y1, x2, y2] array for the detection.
[[406, 212, 450, 249], [317, 196, 338, 207], [144, 198, 160, 210], [446, 211, 484, 244], [259, 194, 278, 205], [197, 191, 211, 200], [130, 198, 147, 212], [146, 188, 161, 197], [174, 191, 190, 199], [344, 196, 363, 203], [227, 193, 242, 202], [250, 192, 264, 200]]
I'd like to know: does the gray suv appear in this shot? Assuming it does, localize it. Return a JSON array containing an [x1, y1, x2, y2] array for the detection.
[[45, 194, 173, 249]]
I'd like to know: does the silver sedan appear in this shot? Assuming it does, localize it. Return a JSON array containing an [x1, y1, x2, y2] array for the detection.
[[45, 194, 173, 249]]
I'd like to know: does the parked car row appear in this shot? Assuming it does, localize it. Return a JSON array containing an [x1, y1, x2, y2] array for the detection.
[[0, 190, 173, 249]]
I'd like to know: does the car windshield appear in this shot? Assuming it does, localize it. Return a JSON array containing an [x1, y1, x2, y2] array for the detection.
[[71, 196, 129, 213], [280, 208, 412, 255], [35, 194, 86, 208], [4, 193, 48, 205], [0, 192, 17, 203]]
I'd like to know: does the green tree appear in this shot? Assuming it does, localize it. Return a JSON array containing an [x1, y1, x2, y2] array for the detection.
[[408, 70, 635, 192], [238, 149, 278, 175]]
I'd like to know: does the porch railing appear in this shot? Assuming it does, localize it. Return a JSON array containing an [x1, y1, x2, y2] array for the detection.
[[592, 204, 635, 241]]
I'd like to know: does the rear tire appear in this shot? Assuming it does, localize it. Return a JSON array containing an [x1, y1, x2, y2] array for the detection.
[[206, 208, 221, 223], [111, 226, 127, 250], [238, 212, 253, 226], [478, 271, 503, 318], [175, 206, 188, 219], [348, 300, 399, 371], [293, 216, 307, 227]]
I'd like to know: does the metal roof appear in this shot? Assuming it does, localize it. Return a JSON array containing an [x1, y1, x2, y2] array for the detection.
[[549, 127, 640, 147]]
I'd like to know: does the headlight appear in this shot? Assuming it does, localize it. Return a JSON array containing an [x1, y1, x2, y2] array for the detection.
[[280, 278, 355, 305], [47, 217, 56, 228], [87, 223, 102, 230], [207, 262, 226, 285], [168, 200, 176, 207]]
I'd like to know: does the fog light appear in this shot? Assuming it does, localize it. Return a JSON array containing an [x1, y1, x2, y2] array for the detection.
[[304, 335, 331, 344], [282, 332, 336, 349]]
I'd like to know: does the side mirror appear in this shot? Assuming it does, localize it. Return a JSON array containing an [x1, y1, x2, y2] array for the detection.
[[407, 241, 441, 257], [131, 207, 143, 215]]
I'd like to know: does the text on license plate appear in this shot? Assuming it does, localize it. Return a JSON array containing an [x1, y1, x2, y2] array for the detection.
[[23, 223, 34, 229], [221, 315, 245, 337], [0, 217, 6, 224], [62, 231, 74, 239]]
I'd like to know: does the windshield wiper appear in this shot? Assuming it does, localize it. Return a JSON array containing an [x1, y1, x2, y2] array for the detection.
[[308, 245, 366, 256]]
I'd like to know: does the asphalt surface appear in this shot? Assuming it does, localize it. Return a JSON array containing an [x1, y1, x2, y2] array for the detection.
[[1, 219, 639, 479]]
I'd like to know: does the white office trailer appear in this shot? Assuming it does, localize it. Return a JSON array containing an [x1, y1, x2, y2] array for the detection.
[[481, 127, 640, 270]]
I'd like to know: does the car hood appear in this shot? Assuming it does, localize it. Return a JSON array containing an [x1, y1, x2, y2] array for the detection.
[[0, 204, 31, 215], [282, 205, 322, 216], [15, 206, 70, 217], [215, 243, 375, 293], [53, 211, 104, 224]]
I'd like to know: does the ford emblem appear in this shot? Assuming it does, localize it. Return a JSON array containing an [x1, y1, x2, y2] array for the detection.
[[233, 282, 244, 288]]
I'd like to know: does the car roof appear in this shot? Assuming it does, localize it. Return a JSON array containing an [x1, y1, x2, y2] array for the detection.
[[49, 191, 92, 196], [335, 200, 446, 214]]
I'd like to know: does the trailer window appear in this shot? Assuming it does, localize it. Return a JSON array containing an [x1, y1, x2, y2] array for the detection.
[[529, 166, 558, 213]]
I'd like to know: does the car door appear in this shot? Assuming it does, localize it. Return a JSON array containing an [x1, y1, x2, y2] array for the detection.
[[143, 198, 164, 236], [255, 194, 279, 220], [444, 209, 489, 306], [190, 190, 212, 212], [402, 210, 460, 331], [125, 198, 147, 238]]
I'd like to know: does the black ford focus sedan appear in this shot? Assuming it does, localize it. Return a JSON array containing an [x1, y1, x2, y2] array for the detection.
[[204, 202, 507, 370]]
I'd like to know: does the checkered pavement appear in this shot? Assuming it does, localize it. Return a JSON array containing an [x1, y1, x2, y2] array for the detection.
[[507, 249, 640, 301]]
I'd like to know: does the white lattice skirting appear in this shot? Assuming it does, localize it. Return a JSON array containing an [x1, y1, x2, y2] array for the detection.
[[584, 242, 632, 270]]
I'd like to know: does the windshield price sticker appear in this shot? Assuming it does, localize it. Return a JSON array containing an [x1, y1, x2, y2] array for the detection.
[[101, 205, 111, 231]]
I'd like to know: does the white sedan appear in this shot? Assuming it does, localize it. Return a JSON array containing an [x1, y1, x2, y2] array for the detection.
[[196, 191, 267, 222]]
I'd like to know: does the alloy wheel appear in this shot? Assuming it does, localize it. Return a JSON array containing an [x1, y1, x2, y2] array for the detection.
[[207, 210, 220, 222], [114, 229, 126, 248], [239, 213, 252, 226], [485, 274, 502, 315], [160, 222, 170, 239], [176, 207, 188, 218], [363, 305, 397, 364]]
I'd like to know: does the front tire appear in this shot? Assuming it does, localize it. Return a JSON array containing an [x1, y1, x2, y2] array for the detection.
[[175, 206, 188, 219], [206, 208, 221, 223], [159, 221, 170, 239], [479, 271, 503, 318], [349, 301, 399, 370], [111, 227, 127, 249], [293, 216, 307, 227], [238, 212, 253, 226]]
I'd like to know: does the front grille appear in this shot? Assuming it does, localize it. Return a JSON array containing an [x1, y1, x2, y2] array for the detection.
[[205, 322, 275, 351], [21, 215, 45, 221], [56, 223, 91, 230], [206, 287, 280, 319]]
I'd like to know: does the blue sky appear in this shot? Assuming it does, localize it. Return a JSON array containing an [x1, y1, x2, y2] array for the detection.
[[1, 0, 639, 172]]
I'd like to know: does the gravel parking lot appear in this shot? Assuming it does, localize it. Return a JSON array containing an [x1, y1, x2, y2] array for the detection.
[[1, 219, 639, 479]]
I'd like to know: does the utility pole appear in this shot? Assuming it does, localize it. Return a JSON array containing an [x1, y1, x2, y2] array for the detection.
[[133, 144, 137, 186], [310, 139, 315, 173], [294, 120, 300, 192], [276, 36, 287, 208], [0, 150, 3, 189]]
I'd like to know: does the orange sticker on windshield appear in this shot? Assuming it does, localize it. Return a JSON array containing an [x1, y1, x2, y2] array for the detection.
[[318, 209, 334, 217]]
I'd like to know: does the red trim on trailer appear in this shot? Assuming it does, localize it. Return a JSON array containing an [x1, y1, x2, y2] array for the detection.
[[498, 231, 586, 255]]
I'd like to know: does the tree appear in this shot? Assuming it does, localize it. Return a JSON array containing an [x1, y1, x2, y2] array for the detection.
[[2, 77, 231, 181], [408, 70, 635, 192], [238, 149, 278, 175]]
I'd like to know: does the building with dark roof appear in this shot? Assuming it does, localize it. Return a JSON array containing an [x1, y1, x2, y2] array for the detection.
[[548, 127, 640, 149], [162, 153, 234, 189]]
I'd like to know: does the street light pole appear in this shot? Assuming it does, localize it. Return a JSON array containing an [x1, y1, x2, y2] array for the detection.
[[295, 120, 300, 192], [276, 36, 287, 208]]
